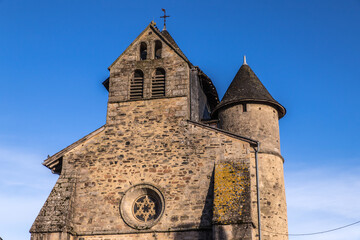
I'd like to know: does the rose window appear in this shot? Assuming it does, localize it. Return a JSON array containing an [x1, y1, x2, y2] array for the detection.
[[120, 184, 165, 229], [133, 195, 160, 222]]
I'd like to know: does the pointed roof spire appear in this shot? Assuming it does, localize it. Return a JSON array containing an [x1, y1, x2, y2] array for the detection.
[[243, 55, 247, 65], [213, 64, 286, 118]]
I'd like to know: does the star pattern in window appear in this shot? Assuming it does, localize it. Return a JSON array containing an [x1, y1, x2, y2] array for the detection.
[[133, 195, 159, 222]]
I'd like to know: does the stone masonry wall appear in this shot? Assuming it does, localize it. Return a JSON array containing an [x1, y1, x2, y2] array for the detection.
[[218, 104, 281, 154], [108, 26, 189, 103], [213, 160, 251, 224], [30, 173, 76, 233], [248, 152, 288, 240], [31, 24, 267, 240], [31, 232, 75, 240], [189, 68, 211, 122], [218, 103, 288, 239], [256, 153, 288, 240], [53, 97, 254, 239], [213, 158, 254, 240], [77, 230, 212, 240]]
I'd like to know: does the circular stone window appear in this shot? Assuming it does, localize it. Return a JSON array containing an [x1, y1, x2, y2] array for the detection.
[[120, 184, 165, 229]]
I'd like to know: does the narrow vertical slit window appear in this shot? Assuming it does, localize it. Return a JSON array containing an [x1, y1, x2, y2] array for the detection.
[[242, 103, 247, 112], [152, 68, 165, 98], [140, 42, 147, 60], [130, 70, 144, 100], [154, 40, 162, 59]]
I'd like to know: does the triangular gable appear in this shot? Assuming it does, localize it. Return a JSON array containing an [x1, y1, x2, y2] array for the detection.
[[43, 125, 105, 173], [108, 21, 192, 70]]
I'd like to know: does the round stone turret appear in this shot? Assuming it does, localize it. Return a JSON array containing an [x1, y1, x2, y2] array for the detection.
[[213, 62, 289, 239], [213, 63, 286, 155]]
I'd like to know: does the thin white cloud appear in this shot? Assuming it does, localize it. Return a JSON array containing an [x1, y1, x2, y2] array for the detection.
[[0, 147, 57, 191], [0, 194, 50, 240], [0, 147, 57, 240], [285, 165, 360, 240]]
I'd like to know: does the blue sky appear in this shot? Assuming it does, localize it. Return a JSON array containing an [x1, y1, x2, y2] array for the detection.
[[0, 0, 359, 239]]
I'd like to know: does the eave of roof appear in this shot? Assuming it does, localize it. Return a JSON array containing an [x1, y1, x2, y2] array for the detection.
[[102, 77, 109, 91], [187, 120, 258, 146], [213, 64, 286, 118], [196, 67, 220, 110], [43, 125, 105, 173]]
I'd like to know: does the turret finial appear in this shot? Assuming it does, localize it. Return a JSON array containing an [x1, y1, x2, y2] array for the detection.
[[243, 55, 247, 65]]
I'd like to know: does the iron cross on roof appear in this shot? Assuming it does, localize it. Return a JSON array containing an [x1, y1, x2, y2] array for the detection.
[[160, 9, 170, 30]]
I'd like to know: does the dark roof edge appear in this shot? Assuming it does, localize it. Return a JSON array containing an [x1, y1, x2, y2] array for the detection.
[[108, 22, 193, 70], [187, 120, 258, 146], [30, 229, 76, 235], [43, 125, 106, 172], [212, 98, 286, 119], [102, 77, 109, 91], [194, 66, 220, 109]]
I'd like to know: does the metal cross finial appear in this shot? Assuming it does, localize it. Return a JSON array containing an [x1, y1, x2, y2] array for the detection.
[[160, 9, 170, 31]]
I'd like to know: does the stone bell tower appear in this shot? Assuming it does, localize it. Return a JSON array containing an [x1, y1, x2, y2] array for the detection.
[[30, 19, 288, 239], [213, 58, 288, 240]]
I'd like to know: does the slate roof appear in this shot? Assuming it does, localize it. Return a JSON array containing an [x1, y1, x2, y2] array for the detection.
[[213, 64, 286, 118]]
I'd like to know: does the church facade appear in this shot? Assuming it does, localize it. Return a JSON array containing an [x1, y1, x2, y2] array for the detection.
[[30, 22, 288, 240]]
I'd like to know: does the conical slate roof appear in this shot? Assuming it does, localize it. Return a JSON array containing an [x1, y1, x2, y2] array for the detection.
[[213, 64, 286, 118]]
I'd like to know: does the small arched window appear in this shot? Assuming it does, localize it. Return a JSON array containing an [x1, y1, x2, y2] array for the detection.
[[140, 42, 147, 60], [154, 40, 162, 59], [130, 70, 144, 100], [152, 68, 165, 97]]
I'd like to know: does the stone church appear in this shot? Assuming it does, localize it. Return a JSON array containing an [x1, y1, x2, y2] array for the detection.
[[30, 21, 288, 240]]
